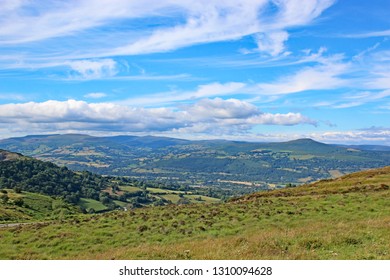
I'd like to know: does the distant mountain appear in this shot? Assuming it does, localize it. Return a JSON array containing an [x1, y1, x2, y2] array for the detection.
[[0, 134, 389, 190], [0, 134, 189, 151]]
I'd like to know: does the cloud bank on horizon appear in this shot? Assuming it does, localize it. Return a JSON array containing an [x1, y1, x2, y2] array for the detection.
[[0, 0, 390, 144]]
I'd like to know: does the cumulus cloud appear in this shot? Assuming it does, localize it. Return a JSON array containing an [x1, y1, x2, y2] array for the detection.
[[1, 99, 388, 144], [185, 98, 259, 119], [0, 99, 315, 136], [248, 112, 316, 126]]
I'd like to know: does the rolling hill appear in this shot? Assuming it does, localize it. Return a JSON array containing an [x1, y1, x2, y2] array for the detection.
[[0, 149, 220, 222], [0, 134, 389, 193], [0, 166, 388, 260]]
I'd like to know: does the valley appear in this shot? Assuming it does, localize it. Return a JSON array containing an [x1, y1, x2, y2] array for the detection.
[[1, 134, 389, 195]]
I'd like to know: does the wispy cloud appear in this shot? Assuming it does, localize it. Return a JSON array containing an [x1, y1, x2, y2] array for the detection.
[[332, 90, 390, 109], [253, 60, 349, 95], [0, 0, 335, 65], [109, 0, 335, 58], [0, 93, 26, 101], [122, 53, 350, 106], [84, 92, 108, 99], [102, 73, 196, 81], [121, 82, 247, 106], [346, 29, 390, 38], [0, 0, 136, 45]]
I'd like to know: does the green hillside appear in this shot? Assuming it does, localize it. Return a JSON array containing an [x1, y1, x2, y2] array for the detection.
[[0, 166, 388, 260], [0, 149, 111, 204], [0, 149, 220, 218]]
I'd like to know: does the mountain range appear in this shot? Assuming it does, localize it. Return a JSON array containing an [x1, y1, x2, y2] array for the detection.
[[0, 134, 389, 192]]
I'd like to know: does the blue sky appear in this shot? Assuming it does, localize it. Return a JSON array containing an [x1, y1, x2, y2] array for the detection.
[[0, 0, 390, 144]]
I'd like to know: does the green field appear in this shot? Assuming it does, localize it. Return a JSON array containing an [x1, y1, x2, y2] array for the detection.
[[78, 198, 108, 212], [117, 185, 220, 205], [146, 187, 187, 194], [119, 186, 142, 193], [0, 166, 388, 260]]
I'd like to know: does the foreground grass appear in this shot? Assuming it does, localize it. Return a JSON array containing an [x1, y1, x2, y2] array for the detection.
[[0, 167, 389, 260]]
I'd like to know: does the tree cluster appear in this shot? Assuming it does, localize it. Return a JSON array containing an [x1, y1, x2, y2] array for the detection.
[[0, 158, 110, 204]]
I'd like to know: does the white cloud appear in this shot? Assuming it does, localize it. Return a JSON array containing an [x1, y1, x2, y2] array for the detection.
[[0, 99, 315, 136], [248, 112, 316, 126], [184, 98, 259, 119], [84, 92, 107, 99], [255, 31, 289, 56], [67, 59, 118, 80], [191, 82, 247, 99]]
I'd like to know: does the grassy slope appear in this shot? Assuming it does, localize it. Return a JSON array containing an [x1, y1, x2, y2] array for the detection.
[[0, 167, 388, 260], [0, 189, 81, 223]]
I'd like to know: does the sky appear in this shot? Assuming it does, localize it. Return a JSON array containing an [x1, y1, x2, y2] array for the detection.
[[0, 0, 390, 145]]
